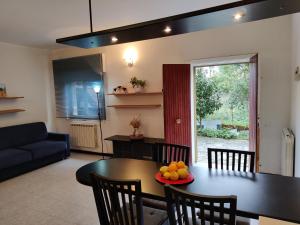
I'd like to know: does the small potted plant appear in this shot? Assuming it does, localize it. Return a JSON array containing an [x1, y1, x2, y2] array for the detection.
[[0, 84, 6, 97], [130, 76, 146, 93]]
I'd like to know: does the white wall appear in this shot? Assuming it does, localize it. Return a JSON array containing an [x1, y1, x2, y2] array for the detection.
[[50, 15, 292, 173], [0, 42, 51, 128], [290, 13, 300, 177]]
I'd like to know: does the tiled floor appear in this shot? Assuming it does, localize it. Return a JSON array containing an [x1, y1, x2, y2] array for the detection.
[[0, 153, 100, 225], [197, 136, 249, 164], [0, 153, 259, 225]]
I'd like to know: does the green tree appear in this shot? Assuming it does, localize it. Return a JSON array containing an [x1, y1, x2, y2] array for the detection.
[[212, 64, 249, 123], [195, 68, 222, 126]]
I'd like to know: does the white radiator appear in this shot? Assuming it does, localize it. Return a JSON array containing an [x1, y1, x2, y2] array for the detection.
[[281, 128, 295, 177], [70, 123, 98, 148]]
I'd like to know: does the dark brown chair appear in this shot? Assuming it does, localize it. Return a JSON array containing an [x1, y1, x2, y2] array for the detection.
[[142, 143, 191, 211], [208, 148, 255, 172], [90, 173, 168, 225], [154, 143, 190, 165], [164, 184, 237, 225]]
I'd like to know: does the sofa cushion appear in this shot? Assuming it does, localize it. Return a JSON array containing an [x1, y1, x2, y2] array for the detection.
[[0, 149, 32, 170], [0, 122, 48, 150], [19, 140, 66, 160]]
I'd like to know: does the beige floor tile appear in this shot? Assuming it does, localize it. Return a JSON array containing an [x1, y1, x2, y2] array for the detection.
[[0, 153, 100, 225]]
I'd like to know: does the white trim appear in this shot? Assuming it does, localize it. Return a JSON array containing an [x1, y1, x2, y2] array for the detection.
[[190, 54, 258, 164], [191, 54, 255, 67], [190, 64, 197, 165]]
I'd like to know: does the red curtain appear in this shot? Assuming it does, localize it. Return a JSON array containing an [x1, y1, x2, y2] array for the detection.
[[163, 64, 191, 147]]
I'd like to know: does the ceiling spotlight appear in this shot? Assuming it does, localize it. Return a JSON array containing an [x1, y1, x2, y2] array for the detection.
[[234, 13, 244, 21], [111, 36, 118, 43], [164, 26, 172, 33]]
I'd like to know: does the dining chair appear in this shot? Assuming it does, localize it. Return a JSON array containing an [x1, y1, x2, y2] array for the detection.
[[153, 143, 190, 165], [90, 172, 168, 225], [164, 184, 238, 225], [141, 143, 191, 211], [208, 148, 255, 172]]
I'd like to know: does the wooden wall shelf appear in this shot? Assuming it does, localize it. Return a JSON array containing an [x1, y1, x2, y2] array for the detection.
[[107, 104, 161, 109], [107, 92, 162, 96], [0, 96, 24, 100], [0, 109, 26, 115]]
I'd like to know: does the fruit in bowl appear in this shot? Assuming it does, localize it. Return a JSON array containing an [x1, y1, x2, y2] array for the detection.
[[159, 161, 189, 181]]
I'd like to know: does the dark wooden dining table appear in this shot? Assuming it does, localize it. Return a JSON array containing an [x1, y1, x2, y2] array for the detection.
[[76, 158, 300, 224]]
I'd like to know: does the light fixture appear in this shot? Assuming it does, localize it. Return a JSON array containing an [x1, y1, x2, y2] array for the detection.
[[57, 1, 300, 49], [234, 12, 244, 21], [93, 85, 104, 160], [111, 36, 118, 43], [164, 26, 172, 33], [124, 47, 138, 67], [93, 86, 101, 93]]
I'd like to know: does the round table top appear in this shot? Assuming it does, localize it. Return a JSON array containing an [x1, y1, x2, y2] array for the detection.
[[76, 158, 300, 223]]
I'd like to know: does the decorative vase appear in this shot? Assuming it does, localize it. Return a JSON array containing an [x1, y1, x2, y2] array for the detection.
[[133, 86, 144, 93]]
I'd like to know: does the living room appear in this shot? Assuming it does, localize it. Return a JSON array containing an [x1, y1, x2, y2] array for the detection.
[[1, 1, 300, 225]]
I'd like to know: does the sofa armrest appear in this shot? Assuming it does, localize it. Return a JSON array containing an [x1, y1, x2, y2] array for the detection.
[[47, 132, 70, 157]]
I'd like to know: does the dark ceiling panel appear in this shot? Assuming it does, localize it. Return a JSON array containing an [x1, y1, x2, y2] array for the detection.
[[57, 0, 300, 49]]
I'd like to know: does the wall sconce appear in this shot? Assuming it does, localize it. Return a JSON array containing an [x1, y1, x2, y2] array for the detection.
[[124, 47, 138, 67]]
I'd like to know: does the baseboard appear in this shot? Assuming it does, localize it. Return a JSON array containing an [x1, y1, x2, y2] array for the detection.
[[71, 148, 114, 157]]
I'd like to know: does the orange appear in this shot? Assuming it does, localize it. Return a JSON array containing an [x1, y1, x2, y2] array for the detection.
[[170, 171, 179, 181], [177, 161, 186, 169], [177, 168, 189, 179], [163, 172, 171, 180], [168, 163, 178, 172]]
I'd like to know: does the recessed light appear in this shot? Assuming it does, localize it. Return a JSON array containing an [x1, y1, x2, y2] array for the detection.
[[164, 26, 172, 33], [234, 13, 244, 21], [111, 36, 118, 43]]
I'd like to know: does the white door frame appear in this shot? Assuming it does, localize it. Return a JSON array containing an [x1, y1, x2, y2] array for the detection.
[[190, 54, 257, 165]]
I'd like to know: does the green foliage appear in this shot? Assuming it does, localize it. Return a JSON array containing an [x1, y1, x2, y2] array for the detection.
[[198, 128, 249, 140], [195, 69, 222, 123], [196, 64, 250, 126], [237, 130, 249, 140], [222, 120, 249, 129], [198, 128, 237, 139], [130, 76, 146, 88], [211, 64, 249, 123]]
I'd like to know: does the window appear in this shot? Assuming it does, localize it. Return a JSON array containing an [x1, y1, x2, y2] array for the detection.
[[52, 54, 106, 120]]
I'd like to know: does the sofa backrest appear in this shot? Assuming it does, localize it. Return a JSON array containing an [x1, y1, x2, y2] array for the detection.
[[0, 122, 48, 150]]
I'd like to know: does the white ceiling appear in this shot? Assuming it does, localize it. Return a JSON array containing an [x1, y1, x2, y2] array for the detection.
[[0, 0, 235, 49]]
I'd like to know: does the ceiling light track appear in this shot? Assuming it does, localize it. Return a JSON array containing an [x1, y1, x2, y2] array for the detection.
[[57, 0, 300, 49]]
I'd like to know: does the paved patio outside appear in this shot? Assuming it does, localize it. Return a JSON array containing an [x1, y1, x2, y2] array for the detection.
[[196, 136, 249, 165]]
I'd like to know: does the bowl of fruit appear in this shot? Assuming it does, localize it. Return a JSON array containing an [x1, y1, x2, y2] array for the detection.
[[155, 161, 194, 185]]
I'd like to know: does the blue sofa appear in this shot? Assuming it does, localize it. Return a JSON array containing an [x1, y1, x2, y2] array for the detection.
[[0, 122, 70, 181]]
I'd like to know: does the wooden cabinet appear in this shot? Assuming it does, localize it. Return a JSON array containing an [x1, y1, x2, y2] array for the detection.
[[105, 135, 164, 160]]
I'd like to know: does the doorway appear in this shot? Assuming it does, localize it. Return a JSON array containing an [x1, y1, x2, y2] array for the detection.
[[191, 55, 259, 168]]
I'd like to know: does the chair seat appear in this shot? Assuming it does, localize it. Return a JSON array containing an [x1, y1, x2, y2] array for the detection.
[[162, 217, 250, 225], [121, 204, 168, 225], [196, 210, 250, 225], [142, 198, 167, 210], [143, 206, 168, 225]]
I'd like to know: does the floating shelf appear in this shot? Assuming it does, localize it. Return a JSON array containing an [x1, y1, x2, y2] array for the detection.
[[0, 96, 24, 100], [107, 92, 162, 96], [107, 104, 161, 109], [0, 109, 26, 115]]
